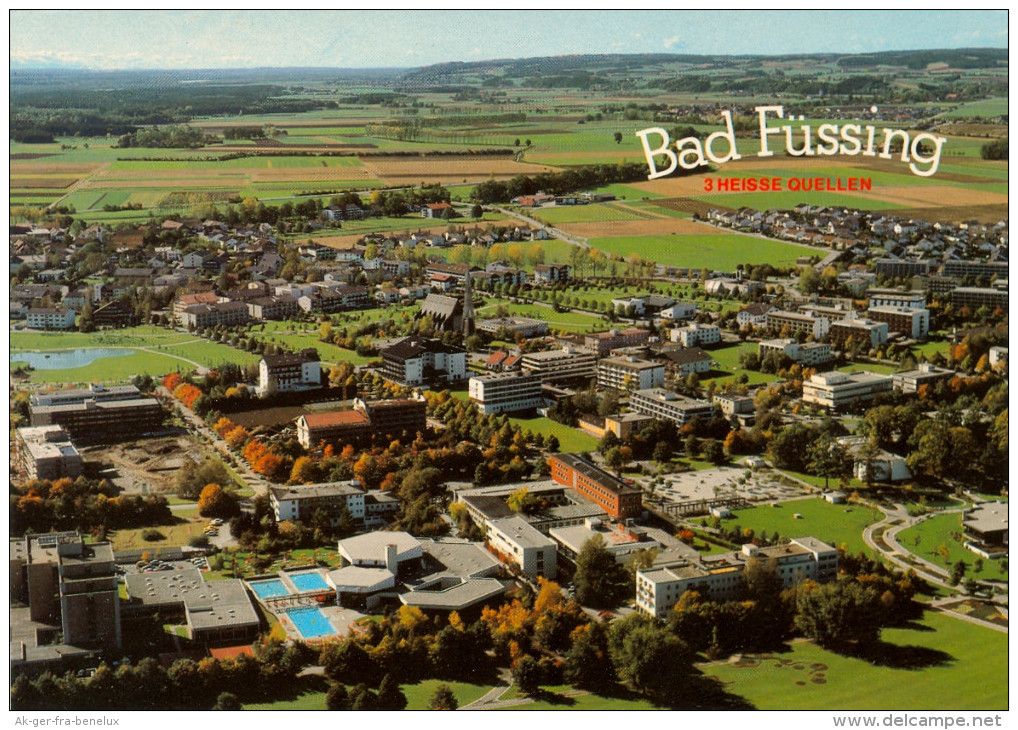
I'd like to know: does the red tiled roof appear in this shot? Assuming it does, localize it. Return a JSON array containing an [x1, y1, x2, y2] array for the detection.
[[208, 645, 255, 661], [486, 351, 508, 366], [302, 410, 370, 428]]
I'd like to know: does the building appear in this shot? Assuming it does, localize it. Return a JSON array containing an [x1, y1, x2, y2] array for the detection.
[[597, 355, 665, 393], [258, 349, 321, 396], [829, 315, 889, 349], [179, 301, 250, 329], [549, 453, 643, 520], [16, 426, 83, 481], [604, 412, 656, 439], [533, 263, 569, 285], [735, 303, 774, 329], [867, 306, 929, 340], [295, 396, 427, 448], [636, 538, 838, 618], [629, 387, 716, 427], [475, 316, 550, 339], [962, 503, 1008, 558], [26, 307, 76, 330], [270, 481, 366, 525], [837, 436, 912, 482], [354, 396, 428, 438], [486, 516, 557, 580], [379, 336, 467, 387], [866, 288, 927, 309], [874, 259, 931, 279], [520, 348, 597, 385], [660, 302, 698, 321], [989, 346, 1008, 368], [892, 363, 955, 394], [91, 300, 135, 328], [765, 310, 830, 340], [124, 567, 259, 645], [550, 517, 688, 565], [802, 371, 893, 411], [296, 410, 371, 448], [713, 394, 755, 422], [30, 394, 163, 440], [418, 293, 465, 331], [951, 287, 1008, 310], [469, 372, 544, 415], [658, 346, 713, 377], [172, 291, 220, 323], [941, 260, 1008, 280], [671, 322, 721, 348], [10, 533, 122, 669], [758, 338, 834, 367], [246, 295, 299, 321], [583, 328, 651, 357]]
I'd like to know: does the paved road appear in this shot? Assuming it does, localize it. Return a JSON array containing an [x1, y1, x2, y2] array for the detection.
[[492, 206, 589, 248]]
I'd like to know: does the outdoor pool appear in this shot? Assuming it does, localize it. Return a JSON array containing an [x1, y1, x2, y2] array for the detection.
[[10, 348, 135, 370], [290, 571, 330, 592], [287, 606, 336, 639], [248, 579, 289, 599]]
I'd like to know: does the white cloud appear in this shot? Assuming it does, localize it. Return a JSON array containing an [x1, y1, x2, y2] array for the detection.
[[663, 35, 681, 49]]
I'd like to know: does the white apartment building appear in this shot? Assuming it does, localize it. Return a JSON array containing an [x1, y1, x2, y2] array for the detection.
[[486, 516, 557, 580], [258, 349, 322, 396], [521, 348, 596, 384], [758, 338, 834, 367], [636, 538, 838, 618], [26, 307, 76, 330], [866, 289, 926, 309], [866, 306, 930, 340], [660, 302, 697, 321], [270, 482, 366, 525], [468, 372, 544, 415], [596, 356, 665, 393], [765, 310, 830, 340], [671, 322, 721, 348], [802, 370, 893, 410], [629, 387, 715, 426], [829, 314, 889, 349], [891, 363, 955, 394]]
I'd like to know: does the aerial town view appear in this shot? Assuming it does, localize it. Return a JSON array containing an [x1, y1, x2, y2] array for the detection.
[[7, 10, 1008, 716]]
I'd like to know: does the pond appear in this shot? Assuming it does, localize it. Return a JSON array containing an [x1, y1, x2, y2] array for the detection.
[[10, 348, 135, 370]]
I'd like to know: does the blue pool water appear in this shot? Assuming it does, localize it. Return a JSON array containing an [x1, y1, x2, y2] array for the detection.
[[11, 348, 135, 370], [287, 607, 336, 639], [290, 571, 329, 592], [248, 579, 289, 599]]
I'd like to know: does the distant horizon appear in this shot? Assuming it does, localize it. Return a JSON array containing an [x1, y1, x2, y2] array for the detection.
[[9, 10, 1008, 71]]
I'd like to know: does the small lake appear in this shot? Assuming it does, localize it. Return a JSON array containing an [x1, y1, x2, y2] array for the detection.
[[10, 348, 136, 370]]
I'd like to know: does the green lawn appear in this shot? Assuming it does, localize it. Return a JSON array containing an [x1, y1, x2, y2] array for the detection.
[[475, 299, 608, 334], [502, 685, 658, 710], [529, 203, 646, 224], [160, 340, 261, 368], [705, 610, 1008, 710], [507, 415, 599, 453], [838, 362, 899, 376], [728, 497, 882, 556], [12, 349, 193, 385], [896, 512, 1009, 582], [110, 520, 207, 552], [10, 325, 193, 351], [587, 233, 816, 270]]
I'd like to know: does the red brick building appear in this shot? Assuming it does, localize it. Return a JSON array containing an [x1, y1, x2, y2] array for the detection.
[[549, 453, 642, 519]]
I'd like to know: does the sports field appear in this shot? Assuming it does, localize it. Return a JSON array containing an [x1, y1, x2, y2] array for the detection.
[[705, 610, 1007, 710]]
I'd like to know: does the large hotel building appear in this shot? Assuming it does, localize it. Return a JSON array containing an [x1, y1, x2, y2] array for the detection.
[[548, 453, 643, 519]]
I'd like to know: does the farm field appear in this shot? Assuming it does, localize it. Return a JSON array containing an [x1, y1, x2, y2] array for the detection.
[[586, 233, 817, 270], [726, 497, 883, 557], [896, 512, 1009, 582], [705, 610, 1007, 711]]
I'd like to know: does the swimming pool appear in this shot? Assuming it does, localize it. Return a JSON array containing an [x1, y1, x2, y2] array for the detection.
[[248, 579, 289, 599], [290, 571, 329, 592], [287, 606, 336, 639]]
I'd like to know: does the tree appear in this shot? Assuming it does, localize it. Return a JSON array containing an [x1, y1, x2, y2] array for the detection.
[[574, 535, 630, 609], [197, 483, 239, 518], [376, 674, 407, 710], [429, 683, 458, 710], [211, 692, 241, 710], [326, 683, 350, 710], [471, 203, 484, 219], [949, 560, 967, 586], [794, 580, 883, 648], [512, 654, 542, 696], [607, 614, 692, 696], [806, 434, 851, 490], [613, 131, 623, 144], [704, 438, 726, 465]]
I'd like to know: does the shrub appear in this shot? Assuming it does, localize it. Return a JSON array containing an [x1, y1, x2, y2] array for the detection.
[[141, 528, 165, 542]]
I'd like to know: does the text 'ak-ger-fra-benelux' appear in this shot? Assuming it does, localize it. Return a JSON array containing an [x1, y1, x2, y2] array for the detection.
[[636, 106, 947, 179]]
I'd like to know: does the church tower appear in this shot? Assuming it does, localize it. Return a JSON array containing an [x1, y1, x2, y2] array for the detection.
[[462, 270, 475, 337]]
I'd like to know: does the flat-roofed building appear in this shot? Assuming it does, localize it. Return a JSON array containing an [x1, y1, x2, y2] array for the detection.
[[867, 306, 929, 340], [521, 347, 596, 385], [659, 346, 713, 376], [892, 363, 955, 394], [874, 259, 931, 279], [26, 307, 76, 330], [31, 383, 141, 408], [354, 395, 427, 438], [671, 322, 721, 348], [951, 287, 1008, 310], [246, 295, 299, 321], [549, 453, 642, 520], [765, 310, 830, 340], [486, 516, 557, 580], [962, 503, 1008, 558], [636, 538, 837, 618], [475, 316, 549, 338], [829, 315, 889, 349], [180, 301, 250, 329], [758, 338, 834, 367], [258, 348, 321, 396], [30, 397, 163, 440], [270, 481, 366, 524], [597, 355, 665, 393], [866, 288, 927, 309], [660, 302, 698, 321], [16, 425, 83, 481], [941, 260, 1008, 280], [802, 371, 893, 410], [604, 412, 656, 439], [582, 328, 651, 357], [630, 387, 715, 427], [469, 372, 544, 414]]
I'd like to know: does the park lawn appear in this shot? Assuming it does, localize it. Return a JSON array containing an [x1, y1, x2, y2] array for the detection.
[[10, 325, 194, 351], [728, 497, 882, 556], [697, 342, 782, 388], [704, 610, 1008, 711], [896, 512, 1009, 582], [587, 233, 815, 270], [503, 685, 658, 711], [913, 340, 951, 359], [777, 468, 864, 493], [109, 519, 207, 552], [838, 362, 899, 376], [477, 299, 608, 334], [160, 340, 261, 368], [507, 415, 599, 454], [402, 679, 495, 710], [12, 349, 191, 385]]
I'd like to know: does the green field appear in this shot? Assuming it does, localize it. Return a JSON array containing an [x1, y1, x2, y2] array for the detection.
[[11, 349, 197, 385], [587, 233, 816, 270], [693, 190, 903, 211], [942, 97, 1008, 119], [475, 299, 608, 333], [10, 326, 194, 351], [705, 610, 1007, 710], [529, 203, 646, 224], [896, 512, 1009, 582], [727, 497, 883, 556], [506, 415, 599, 453], [243, 678, 494, 711]]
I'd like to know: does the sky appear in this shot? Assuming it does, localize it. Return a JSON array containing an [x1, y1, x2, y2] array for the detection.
[[9, 10, 1010, 71]]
